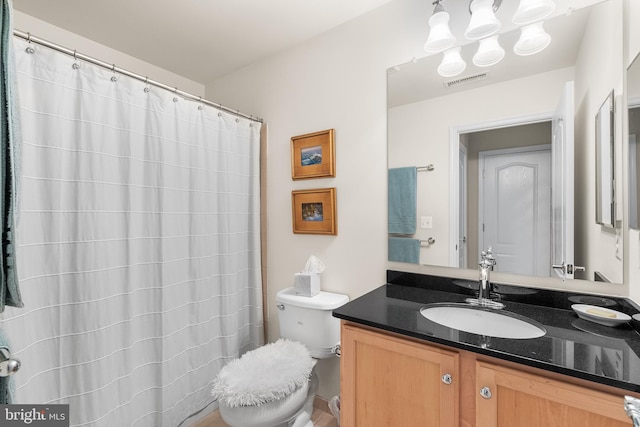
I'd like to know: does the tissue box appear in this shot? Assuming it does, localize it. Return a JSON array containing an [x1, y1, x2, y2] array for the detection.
[[294, 273, 320, 297]]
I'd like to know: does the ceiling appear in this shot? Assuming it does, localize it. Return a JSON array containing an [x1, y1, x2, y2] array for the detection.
[[11, 0, 396, 84]]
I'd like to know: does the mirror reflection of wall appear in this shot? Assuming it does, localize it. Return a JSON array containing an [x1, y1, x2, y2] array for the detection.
[[595, 91, 615, 228], [630, 107, 640, 228], [628, 54, 640, 230], [387, 0, 623, 285]]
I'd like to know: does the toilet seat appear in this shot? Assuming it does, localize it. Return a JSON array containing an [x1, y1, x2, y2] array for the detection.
[[213, 339, 317, 427], [218, 377, 310, 427], [212, 339, 315, 407]]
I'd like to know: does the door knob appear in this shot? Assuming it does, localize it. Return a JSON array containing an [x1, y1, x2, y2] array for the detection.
[[552, 263, 585, 275]]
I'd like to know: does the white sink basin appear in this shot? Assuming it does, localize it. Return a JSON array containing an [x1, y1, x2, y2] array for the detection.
[[419, 303, 546, 339]]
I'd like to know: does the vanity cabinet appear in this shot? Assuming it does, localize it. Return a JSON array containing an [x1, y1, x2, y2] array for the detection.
[[476, 361, 630, 427], [340, 322, 459, 427], [341, 322, 635, 427]]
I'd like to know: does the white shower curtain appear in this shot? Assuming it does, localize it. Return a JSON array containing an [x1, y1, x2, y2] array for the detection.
[[0, 37, 264, 426]]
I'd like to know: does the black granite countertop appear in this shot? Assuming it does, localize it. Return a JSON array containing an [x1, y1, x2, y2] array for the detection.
[[332, 270, 640, 393]]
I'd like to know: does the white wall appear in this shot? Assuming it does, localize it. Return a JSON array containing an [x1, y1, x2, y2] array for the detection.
[[206, 0, 432, 399], [13, 11, 204, 96], [573, 0, 624, 285]]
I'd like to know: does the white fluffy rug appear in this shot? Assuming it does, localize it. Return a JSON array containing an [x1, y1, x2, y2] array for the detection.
[[211, 339, 315, 407]]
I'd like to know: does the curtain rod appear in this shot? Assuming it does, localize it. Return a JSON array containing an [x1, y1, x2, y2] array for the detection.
[[13, 29, 263, 123]]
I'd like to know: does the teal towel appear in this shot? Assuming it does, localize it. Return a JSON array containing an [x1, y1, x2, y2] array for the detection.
[[0, 0, 23, 312], [388, 237, 421, 264], [388, 167, 417, 234], [0, 329, 15, 403]]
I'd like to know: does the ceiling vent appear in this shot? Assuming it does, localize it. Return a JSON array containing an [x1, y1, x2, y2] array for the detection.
[[444, 72, 489, 89]]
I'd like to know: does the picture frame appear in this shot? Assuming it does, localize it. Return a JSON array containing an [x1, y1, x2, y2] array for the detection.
[[291, 188, 337, 235], [291, 129, 335, 180]]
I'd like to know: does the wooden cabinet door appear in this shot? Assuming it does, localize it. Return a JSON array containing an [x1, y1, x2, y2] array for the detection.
[[476, 361, 631, 427], [341, 323, 459, 427]]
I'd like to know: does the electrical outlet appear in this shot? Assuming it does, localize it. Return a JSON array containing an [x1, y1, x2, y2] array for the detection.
[[420, 216, 433, 229]]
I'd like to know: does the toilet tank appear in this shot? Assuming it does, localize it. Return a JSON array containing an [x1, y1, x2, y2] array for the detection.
[[276, 287, 349, 359]]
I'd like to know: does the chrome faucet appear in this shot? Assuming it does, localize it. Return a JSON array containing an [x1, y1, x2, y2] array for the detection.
[[466, 247, 504, 309], [478, 247, 496, 301], [625, 396, 640, 427]]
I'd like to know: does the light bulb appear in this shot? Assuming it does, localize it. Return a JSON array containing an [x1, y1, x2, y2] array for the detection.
[[514, 21, 551, 56], [465, 0, 501, 40], [424, 5, 456, 53], [513, 0, 556, 25], [473, 35, 505, 67], [438, 47, 467, 77]]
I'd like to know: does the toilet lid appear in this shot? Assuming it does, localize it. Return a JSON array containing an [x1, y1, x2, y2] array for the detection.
[[212, 339, 315, 407]]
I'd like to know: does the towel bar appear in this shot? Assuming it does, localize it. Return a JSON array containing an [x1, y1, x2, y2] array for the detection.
[[0, 348, 20, 377]]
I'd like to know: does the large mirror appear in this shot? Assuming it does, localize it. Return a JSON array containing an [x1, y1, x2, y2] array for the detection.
[[388, 0, 623, 285]]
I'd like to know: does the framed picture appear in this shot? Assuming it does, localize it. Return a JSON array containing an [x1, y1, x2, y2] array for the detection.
[[291, 129, 335, 180], [291, 188, 337, 235]]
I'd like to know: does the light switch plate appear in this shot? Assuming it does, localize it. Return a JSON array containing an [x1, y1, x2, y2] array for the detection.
[[420, 216, 433, 229]]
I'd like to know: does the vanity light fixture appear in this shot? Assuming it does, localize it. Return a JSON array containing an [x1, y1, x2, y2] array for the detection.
[[514, 21, 551, 56], [424, 0, 457, 54], [473, 35, 505, 67], [425, 0, 555, 76], [438, 47, 467, 77], [512, 0, 556, 25], [464, 0, 502, 40]]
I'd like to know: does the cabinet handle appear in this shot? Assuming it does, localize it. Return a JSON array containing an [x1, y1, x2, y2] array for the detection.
[[441, 373, 452, 385], [480, 386, 492, 399]]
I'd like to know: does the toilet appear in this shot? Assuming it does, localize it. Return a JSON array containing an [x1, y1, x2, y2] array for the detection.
[[212, 287, 349, 427]]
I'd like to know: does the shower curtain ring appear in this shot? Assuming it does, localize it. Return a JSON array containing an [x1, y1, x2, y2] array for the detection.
[[25, 32, 35, 54], [72, 50, 80, 69], [198, 97, 204, 110], [144, 77, 150, 93], [110, 64, 118, 82]]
